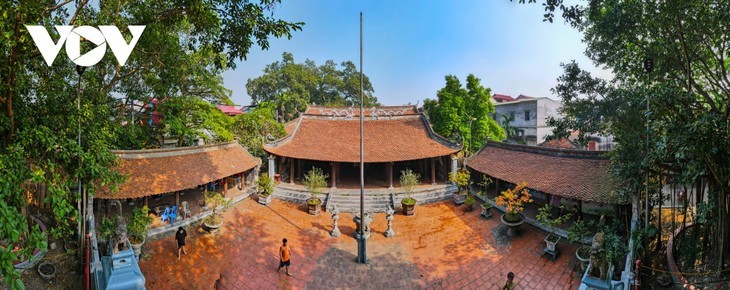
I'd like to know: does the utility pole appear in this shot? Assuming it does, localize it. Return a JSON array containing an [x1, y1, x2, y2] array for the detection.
[[356, 12, 367, 264]]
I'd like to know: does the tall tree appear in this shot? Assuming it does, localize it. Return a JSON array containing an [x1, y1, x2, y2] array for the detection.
[[517, 0, 730, 271], [0, 1, 302, 287], [246, 52, 380, 122], [231, 102, 286, 161], [424, 74, 505, 155]]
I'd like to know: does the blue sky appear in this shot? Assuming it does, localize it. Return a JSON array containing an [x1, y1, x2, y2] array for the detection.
[[223, 0, 604, 106]]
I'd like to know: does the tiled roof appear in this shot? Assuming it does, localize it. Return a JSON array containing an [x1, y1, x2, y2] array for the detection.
[[216, 105, 243, 116], [492, 94, 515, 102], [264, 106, 461, 163], [516, 94, 535, 100], [97, 142, 260, 199], [467, 141, 624, 204], [539, 138, 577, 149]]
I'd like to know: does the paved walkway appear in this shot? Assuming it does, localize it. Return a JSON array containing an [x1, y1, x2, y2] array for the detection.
[[139, 199, 581, 289]]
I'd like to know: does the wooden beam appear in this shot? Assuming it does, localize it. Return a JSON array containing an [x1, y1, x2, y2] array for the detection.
[[175, 192, 180, 207], [431, 158, 436, 185]]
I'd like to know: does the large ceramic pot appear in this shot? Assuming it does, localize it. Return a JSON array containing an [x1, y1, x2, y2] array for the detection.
[[129, 236, 145, 259], [204, 216, 223, 234], [402, 198, 416, 216], [576, 245, 590, 271], [258, 193, 272, 205], [453, 193, 467, 205], [501, 213, 525, 237], [307, 198, 321, 216]]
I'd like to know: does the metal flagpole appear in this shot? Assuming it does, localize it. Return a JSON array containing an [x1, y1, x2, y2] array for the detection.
[[357, 11, 367, 264]]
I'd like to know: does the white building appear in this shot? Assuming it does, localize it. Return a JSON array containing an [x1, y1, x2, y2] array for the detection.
[[491, 95, 562, 146]]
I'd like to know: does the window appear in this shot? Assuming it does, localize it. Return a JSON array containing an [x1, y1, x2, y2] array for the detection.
[[524, 110, 530, 121]]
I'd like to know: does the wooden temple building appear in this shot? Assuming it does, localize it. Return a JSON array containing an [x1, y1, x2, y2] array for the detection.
[[263, 106, 462, 189], [467, 141, 627, 217], [95, 142, 260, 217]]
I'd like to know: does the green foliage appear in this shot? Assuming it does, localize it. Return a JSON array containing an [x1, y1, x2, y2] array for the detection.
[[158, 96, 233, 147], [303, 167, 328, 201], [204, 191, 231, 219], [231, 102, 286, 160], [448, 169, 471, 194], [127, 206, 152, 244], [519, 0, 730, 268], [0, 1, 302, 287], [424, 74, 505, 155], [464, 195, 476, 207], [536, 204, 571, 235], [399, 168, 421, 200], [568, 219, 593, 245], [257, 173, 274, 197], [99, 217, 117, 242], [247, 52, 380, 122]]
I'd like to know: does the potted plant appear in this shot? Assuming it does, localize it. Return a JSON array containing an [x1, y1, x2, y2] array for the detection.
[[127, 206, 153, 259], [495, 182, 533, 237], [480, 199, 494, 218], [568, 219, 593, 271], [203, 191, 231, 234], [400, 168, 420, 216], [98, 217, 118, 256], [257, 173, 274, 205], [536, 204, 572, 253], [449, 169, 470, 205], [464, 195, 476, 211], [303, 167, 328, 216]]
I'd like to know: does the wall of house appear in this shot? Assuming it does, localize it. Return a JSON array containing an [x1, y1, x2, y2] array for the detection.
[[493, 98, 562, 145]]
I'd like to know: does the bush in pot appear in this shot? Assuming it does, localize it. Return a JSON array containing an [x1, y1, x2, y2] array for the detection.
[[203, 191, 231, 234], [464, 195, 476, 211], [568, 219, 593, 271], [303, 167, 328, 216], [127, 206, 153, 259], [449, 169, 470, 205], [495, 182, 533, 237], [257, 173, 274, 205], [400, 168, 420, 216], [536, 204, 571, 253], [98, 217, 117, 256]]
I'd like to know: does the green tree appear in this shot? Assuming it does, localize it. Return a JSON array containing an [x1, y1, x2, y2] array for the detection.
[[159, 96, 234, 147], [516, 0, 730, 271], [246, 52, 380, 122], [424, 74, 505, 155], [0, 1, 302, 287], [231, 102, 286, 160]]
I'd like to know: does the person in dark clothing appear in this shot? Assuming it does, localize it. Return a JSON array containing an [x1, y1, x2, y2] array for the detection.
[[175, 226, 187, 260]]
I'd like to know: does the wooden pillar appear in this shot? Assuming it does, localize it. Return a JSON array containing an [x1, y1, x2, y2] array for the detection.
[[290, 158, 295, 184], [331, 162, 337, 189], [175, 192, 180, 207], [223, 178, 228, 196], [144, 196, 149, 208], [431, 158, 436, 185], [388, 162, 394, 189]]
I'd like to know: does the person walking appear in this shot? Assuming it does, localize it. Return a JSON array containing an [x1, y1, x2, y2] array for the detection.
[[502, 272, 517, 290], [175, 226, 187, 260], [277, 238, 292, 276]]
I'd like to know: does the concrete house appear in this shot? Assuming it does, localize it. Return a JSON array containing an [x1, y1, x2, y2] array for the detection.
[[491, 94, 562, 146]]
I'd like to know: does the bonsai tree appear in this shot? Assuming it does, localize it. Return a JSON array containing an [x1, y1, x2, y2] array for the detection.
[[449, 169, 471, 194], [495, 182, 533, 222], [400, 168, 420, 205], [536, 204, 572, 251], [568, 219, 593, 270], [204, 190, 232, 225], [99, 217, 116, 242], [127, 206, 153, 245], [303, 167, 328, 205], [257, 173, 274, 196], [464, 195, 476, 211]]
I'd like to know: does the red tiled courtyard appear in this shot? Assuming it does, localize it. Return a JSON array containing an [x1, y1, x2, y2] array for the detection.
[[139, 198, 582, 289]]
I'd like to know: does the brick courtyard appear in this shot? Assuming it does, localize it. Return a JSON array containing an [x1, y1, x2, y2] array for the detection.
[[139, 198, 581, 289]]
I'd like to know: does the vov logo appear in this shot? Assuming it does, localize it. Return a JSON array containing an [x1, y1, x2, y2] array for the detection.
[[25, 25, 145, 67]]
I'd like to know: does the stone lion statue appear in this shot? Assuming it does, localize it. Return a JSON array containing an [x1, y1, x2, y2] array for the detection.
[[588, 215, 609, 280]]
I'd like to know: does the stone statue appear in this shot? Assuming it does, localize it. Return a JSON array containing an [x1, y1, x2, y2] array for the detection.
[[353, 211, 373, 239], [114, 215, 127, 253], [330, 205, 341, 238], [588, 215, 609, 280], [385, 206, 395, 238]]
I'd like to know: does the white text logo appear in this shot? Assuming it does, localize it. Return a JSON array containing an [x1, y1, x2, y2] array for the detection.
[[25, 25, 145, 67]]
